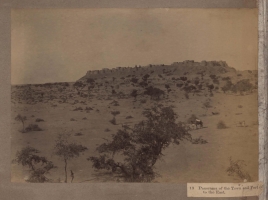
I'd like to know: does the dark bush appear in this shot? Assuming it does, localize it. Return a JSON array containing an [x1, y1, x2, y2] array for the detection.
[[191, 136, 208, 144], [73, 107, 83, 111], [35, 118, 44, 122], [25, 124, 43, 132], [74, 132, 83, 136], [217, 120, 227, 129]]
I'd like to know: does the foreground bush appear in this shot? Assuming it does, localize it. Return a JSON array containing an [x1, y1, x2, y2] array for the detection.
[[88, 105, 192, 182], [13, 146, 56, 183], [226, 157, 252, 182]]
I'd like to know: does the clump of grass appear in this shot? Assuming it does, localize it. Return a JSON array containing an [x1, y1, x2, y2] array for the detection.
[[203, 101, 212, 109], [85, 107, 93, 111], [217, 120, 227, 129], [191, 136, 208, 144], [25, 124, 43, 132], [110, 100, 119, 106], [82, 117, 87, 120], [70, 118, 76, 121], [226, 157, 252, 182], [105, 128, 111, 132], [74, 132, 83, 136], [125, 116, 133, 119], [73, 107, 83, 111], [238, 105, 243, 108], [35, 118, 44, 122]]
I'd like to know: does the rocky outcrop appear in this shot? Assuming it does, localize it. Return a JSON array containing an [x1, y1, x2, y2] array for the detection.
[[79, 60, 236, 81]]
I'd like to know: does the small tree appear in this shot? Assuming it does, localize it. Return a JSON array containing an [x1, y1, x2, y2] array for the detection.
[[15, 114, 27, 132], [13, 146, 56, 183], [53, 134, 88, 183], [110, 111, 120, 125]]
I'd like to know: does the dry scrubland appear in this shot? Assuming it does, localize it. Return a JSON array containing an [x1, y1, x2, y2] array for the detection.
[[11, 61, 258, 183]]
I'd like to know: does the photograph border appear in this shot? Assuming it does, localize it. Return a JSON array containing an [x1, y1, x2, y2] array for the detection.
[[0, 0, 267, 200]]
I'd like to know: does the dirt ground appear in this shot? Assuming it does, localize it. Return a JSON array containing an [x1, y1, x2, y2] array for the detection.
[[11, 83, 258, 183]]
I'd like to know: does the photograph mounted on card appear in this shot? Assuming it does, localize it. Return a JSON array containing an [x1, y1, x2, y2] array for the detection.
[[11, 8, 258, 184]]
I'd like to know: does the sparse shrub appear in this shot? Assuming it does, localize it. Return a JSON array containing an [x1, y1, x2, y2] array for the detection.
[[130, 89, 138, 101], [222, 77, 231, 81], [85, 107, 93, 111], [25, 124, 42, 132], [235, 79, 254, 94], [110, 100, 119, 106], [112, 89, 116, 95], [209, 74, 216, 79], [238, 105, 243, 108], [111, 111, 120, 117], [126, 115, 133, 119], [73, 107, 83, 111], [70, 118, 76, 121], [109, 117, 117, 125], [176, 83, 183, 88], [35, 118, 44, 122], [131, 77, 139, 84], [105, 128, 111, 132], [194, 79, 200, 85], [74, 132, 83, 136], [184, 92, 189, 99], [226, 157, 252, 182], [191, 136, 208, 144], [212, 112, 219, 115], [203, 101, 212, 109], [82, 117, 87, 120], [217, 120, 227, 129], [221, 80, 233, 93], [144, 86, 165, 100]]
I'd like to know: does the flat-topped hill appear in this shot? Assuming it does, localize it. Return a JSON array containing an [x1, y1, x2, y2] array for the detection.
[[78, 60, 240, 82]]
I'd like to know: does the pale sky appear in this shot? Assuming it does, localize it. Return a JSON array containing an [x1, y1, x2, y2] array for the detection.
[[11, 9, 258, 85]]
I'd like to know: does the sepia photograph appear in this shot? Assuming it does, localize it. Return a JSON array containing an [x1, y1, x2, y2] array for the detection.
[[11, 8, 259, 184]]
